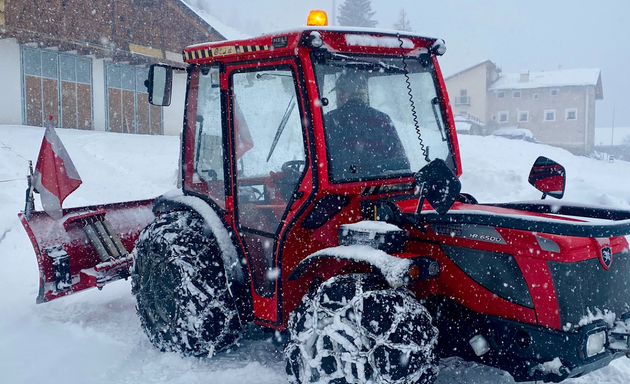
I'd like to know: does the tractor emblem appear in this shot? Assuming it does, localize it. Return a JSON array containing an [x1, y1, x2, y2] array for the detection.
[[600, 246, 613, 270]]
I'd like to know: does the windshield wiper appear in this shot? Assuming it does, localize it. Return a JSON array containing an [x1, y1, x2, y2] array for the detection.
[[327, 53, 407, 73], [266, 96, 296, 161], [431, 97, 447, 142]]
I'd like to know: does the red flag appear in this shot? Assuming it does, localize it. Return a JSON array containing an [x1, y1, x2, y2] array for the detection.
[[33, 116, 82, 220]]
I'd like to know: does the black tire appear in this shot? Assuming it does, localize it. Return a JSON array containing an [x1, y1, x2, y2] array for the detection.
[[131, 210, 241, 357], [285, 274, 439, 384]]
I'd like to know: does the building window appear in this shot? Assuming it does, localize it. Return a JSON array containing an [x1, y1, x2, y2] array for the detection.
[[106, 63, 162, 134], [498, 111, 509, 123], [455, 89, 470, 105], [533, 93, 539, 100], [21, 47, 93, 129], [518, 111, 529, 122], [513, 91, 521, 98], [550, 89, 559, 96], [497, 91, 505, 99], [565, 108, 578, 120], [544, 109, 556, 121]]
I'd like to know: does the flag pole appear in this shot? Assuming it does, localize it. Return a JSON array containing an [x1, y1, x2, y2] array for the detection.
[[24, 160, 35, 221]]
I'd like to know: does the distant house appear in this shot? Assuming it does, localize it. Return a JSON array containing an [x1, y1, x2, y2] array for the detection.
[[0, 0, 226, 135], [445, 60, 501, 127], [488, 69, 603, 155], [445, 61, 604, 155]]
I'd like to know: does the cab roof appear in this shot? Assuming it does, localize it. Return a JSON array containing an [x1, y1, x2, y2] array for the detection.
[[182, 27, 441, 65]]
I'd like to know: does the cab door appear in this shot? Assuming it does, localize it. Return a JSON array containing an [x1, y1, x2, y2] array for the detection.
[[227, 60, 309, 324]]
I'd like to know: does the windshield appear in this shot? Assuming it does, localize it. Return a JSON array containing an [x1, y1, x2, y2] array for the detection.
[[313, 54, 455, 183]]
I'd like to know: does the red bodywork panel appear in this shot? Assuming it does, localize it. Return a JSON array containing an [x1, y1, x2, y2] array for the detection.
[[20, 200, 155, 303], [397, 200, 629, 330]]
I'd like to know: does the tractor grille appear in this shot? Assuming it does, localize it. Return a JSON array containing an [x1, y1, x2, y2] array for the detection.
[[548, 252, 630, 329]]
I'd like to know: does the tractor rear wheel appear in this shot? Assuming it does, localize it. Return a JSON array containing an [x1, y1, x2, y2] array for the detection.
[[285, 274, 439, 384], [131, 210, 241, 357]]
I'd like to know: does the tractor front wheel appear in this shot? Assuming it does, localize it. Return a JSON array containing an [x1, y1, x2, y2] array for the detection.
[[285, 274, 439, 384], [131, 210, 241, 357]]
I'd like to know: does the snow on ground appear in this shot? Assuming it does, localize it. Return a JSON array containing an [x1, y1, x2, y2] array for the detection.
[[1, 125, 630, 383]]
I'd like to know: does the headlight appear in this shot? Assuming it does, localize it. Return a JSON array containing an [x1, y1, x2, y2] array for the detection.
[[469, 334, 490, 356], [339, 221, 407, 253], [586, 330, 607, 358]]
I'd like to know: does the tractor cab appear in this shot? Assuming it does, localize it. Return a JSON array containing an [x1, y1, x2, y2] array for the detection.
[[146, 24, 461, 325]]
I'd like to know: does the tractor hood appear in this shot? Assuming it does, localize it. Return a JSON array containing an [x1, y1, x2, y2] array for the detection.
[[386, 198, 630, 239]]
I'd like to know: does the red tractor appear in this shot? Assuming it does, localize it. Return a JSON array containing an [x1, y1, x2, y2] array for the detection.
[[20, 11, 630, 384]]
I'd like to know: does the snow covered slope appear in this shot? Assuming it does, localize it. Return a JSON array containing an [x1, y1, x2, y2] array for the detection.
[[1, 125, 630, 384]]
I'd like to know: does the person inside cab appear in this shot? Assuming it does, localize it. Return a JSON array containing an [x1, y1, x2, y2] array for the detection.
[[324, 70, 410, 180]]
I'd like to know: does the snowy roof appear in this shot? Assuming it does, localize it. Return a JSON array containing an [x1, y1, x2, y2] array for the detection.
[[445, 60, 497, 80], [262, 26, 438, 41], [178, 1, 250, 41], [489, 68, 601, 90]]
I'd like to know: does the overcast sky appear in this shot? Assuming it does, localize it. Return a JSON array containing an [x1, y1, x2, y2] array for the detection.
[[190, 0, 629, 128]]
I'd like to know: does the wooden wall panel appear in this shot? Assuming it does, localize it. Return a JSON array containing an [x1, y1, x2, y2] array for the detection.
[[150, 104, 162, 135], [116, 0, 162, 49], [61, 81, 77, 129], [42, 78, 59, 126], [6, 0, 223, 67], [12, 0, 226, 135], [25, 76, 42, 127], [77, 84, 92, 130], [61, 1, 113, 43], [137, 92, 150, 135], [122, 89, 135, 133], [108, 88, 122, 133]]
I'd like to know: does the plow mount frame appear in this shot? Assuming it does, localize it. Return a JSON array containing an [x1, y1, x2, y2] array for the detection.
[[19, 199, 155, 303]]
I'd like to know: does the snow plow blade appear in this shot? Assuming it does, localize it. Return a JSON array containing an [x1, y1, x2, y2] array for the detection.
[[18, 199, 156, 303]]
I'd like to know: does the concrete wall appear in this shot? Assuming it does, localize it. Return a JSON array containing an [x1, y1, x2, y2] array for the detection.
[[585, 87, 597, 154], [0, 39, 23, 125], [163, 72, 187, 136], [445, 64, 489, 123], [92, 58, 106, 131]]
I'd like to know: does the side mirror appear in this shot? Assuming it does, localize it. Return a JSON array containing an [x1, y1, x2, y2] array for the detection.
[[528, 156, 566, 200], [414, 159, 461, 215], [146, 64, 173, 106]]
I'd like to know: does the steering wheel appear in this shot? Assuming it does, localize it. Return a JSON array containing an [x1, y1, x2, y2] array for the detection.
[[250, 186, 265, 201], [239, 185, 264, 202], [281, 160, 306, 176], [272, 160, 306, 201]]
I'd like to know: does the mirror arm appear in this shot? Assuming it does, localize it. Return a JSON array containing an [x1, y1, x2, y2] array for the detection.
[[415, 181, 426, 214]]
